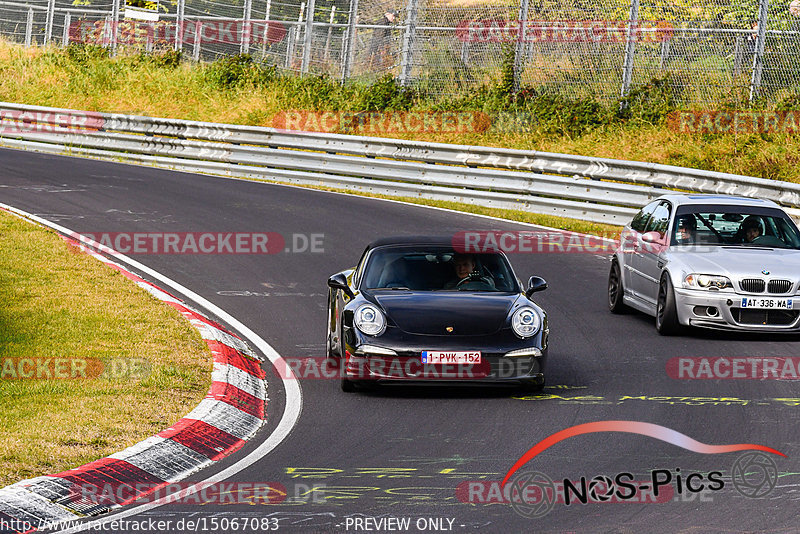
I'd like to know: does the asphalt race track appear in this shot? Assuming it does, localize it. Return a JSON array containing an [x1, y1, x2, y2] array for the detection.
[[3, 146, 800, 534]]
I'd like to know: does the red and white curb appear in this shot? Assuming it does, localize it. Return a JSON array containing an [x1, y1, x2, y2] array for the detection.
[[0, 235, 269, 533]]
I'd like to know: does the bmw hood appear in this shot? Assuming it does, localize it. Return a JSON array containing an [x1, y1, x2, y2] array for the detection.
[[368, 291, 516, 336], [671, 247, 800, 279]]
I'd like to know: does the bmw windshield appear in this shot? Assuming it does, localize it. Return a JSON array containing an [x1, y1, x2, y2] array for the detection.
[[672, 207, 800, 249]]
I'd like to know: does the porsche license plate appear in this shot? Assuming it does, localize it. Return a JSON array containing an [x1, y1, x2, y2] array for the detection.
[[740, 298, 793, 310], [422, 351, 481, 364]]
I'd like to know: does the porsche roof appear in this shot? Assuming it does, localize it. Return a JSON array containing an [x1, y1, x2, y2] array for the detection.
[[366, 235, 460, 248]]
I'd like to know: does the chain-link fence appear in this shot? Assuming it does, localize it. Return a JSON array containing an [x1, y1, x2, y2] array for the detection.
[[0, 0, 798, 102]]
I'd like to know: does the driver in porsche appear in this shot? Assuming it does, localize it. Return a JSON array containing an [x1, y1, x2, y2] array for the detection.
[[443, 254, 496, 289]]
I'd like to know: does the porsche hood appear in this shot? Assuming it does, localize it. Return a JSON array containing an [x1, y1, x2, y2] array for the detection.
[[368, 291, 517, 336]]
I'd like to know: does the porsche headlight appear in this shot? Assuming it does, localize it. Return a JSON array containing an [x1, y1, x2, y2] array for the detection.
[[512, 307, 540, 338], [354, 304, 386, 336], [684, 273, 732, 290]]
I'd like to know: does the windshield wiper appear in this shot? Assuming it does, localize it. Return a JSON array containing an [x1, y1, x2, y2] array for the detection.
[[372, 286, 411, 290]]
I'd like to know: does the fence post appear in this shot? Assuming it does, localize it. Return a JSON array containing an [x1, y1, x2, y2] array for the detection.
[[193, 20, 201, 61], [110, 0, 119, 56], [261, 0, 272, 59], [399, 0, 419, 86], [301, 0, 316, 73], [45, 0, 55, 44], [62, 11, 71, 46], [175, 0, 185, 51], [286, 25, 297, 68], [340, 0, 358, 83], [658, 38, 669, 70], [24, 8, 33, 46], [749, 0, 769, 101], [324, 5, 335, 61], [620, 0, 640, 97], [241, 0, 252, 54], [733, 36, 743, 77], [513, 0, 530, 91]]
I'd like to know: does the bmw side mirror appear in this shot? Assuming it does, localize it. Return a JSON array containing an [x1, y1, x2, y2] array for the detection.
[[526, 276, 548, 297], [641, 231, 662, 244], [328, 273, 355, 298]]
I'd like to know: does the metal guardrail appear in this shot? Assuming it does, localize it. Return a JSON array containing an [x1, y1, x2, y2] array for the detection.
[[2, 101, 799, 225]]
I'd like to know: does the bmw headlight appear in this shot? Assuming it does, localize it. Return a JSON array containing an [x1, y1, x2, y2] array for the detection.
[[684, 274, 732, 290], [354, 304, 386, 336], [511, 307, 540, 338]]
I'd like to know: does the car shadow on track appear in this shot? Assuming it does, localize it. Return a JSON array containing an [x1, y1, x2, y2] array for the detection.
[[624, 308, 800, 342], [350, 384, 533, 399]]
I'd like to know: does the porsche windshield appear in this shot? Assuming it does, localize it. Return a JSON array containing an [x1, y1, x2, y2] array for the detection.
[[361, 247, 519, 292], [672, 208, 800, 249]]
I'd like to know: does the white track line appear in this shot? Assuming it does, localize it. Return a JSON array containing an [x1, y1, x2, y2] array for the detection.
[[0, 202, 303, 534]]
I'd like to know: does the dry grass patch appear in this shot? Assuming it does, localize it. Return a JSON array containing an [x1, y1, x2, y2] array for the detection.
[[0, 209, 212, 486]]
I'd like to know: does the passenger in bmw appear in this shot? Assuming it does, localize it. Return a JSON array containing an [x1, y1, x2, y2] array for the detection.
[[674, 215, 697, 245], [742, 215, 764, 243]]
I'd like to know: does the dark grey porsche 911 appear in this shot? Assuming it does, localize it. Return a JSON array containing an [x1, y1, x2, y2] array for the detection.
[[325, 236, 549, 392]]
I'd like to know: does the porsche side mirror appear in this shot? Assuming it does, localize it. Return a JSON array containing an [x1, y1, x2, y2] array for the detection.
[[526, 276, 548, 297], [328, 273, 354, 298]]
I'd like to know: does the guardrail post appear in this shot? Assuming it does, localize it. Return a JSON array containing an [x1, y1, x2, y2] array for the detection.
[[241, 0, 252, 54], [513, 0, 530, 91], [62, 11, 71, 46], [174, 0, 185, 51], [399, 0, 419, 86], [301, 0, 316, 73], [749, 0, 769, 101], [193, 20, 201, 61], [620, 0, 640, 98], [340, 0, 358, 83], [45, 0, 55, 44]]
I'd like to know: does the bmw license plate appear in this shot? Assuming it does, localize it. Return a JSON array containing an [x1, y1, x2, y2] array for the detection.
[[421, 351, 481, 364], [740, 298, 793, 310]]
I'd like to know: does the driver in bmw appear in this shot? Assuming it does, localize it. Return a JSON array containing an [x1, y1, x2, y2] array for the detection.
[[443, 254, 495, 289]]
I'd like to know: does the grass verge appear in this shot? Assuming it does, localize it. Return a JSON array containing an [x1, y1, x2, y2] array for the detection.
[[0, 40, 797, 184], [0, 209, 211, 487]]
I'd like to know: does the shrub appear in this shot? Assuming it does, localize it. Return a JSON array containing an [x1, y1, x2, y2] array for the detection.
[[617, 77, 682, 124], [205, 54, 275, 89]]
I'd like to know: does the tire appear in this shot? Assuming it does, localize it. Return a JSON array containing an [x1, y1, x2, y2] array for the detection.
[[656, 274, 682, 335], [518, 378, 545, 395], [608, 259, 629, 314], [341, 377, 356, 392]]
